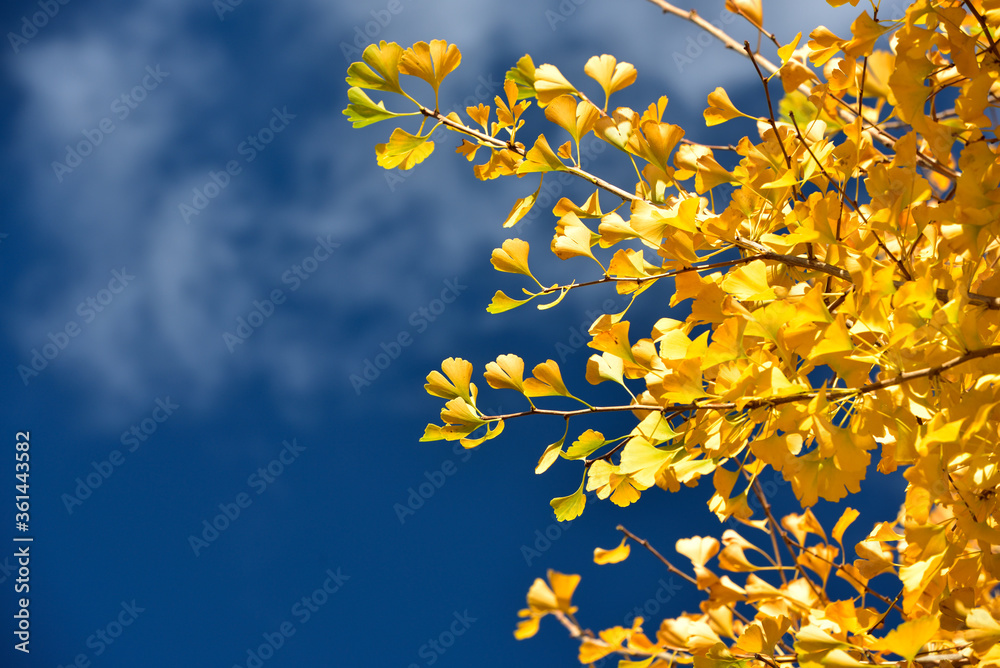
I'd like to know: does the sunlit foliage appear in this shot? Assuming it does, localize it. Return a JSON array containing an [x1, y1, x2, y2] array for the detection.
[[346, 1, 1000, 664]]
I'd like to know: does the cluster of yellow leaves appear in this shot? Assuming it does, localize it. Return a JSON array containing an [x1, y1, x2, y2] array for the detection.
[[523, 507, 1000, 667], [346, 0, 1000, 665]]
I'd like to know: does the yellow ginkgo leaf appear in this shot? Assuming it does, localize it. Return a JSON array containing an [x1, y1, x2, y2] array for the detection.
[[503, 180, 543, 228], [458, 418, 504, 449], [375, 128, 435, 170], [533, 63, 577, 105], [588, 321, 636, 364], [676, 535, 721, 568], [550, 481, 586, 521], [585, 352, 626, 388], [726, 0, 762, 29], [704, 87, 748, 126], [524, 359, 571, 397], [586, 460, 644, 506], [343, 87, 413, 128], [544, 95, 600, 147], [551, 212, 598, 261], [618, 436, 671, 488], [594, 107, 637, 150], [424, 357, 475, 402], [583, 54, 637, 108], [594, 537, 631, 564], [563, 429, 606, 460], [491, 238, 533, 277], [398, 40, 462, 98], [345, 41, 405, 94], [455, 139, 480, 162], [505, 53, 537, 100], [832, 506, 860, 547], [466, 103, 490, 128], [721, 260, 775, 301], [535, 423, 568, 474], [525, 577, 559, 612], [554, 189, 605, 218], [484, 353, 525, 392], [517, 134, 565, 174], [487, 290, 533, 314], [870, 616, 940, 662]]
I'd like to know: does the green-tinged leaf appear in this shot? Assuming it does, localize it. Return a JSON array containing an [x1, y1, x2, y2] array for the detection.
[[343, 87, 413, 128], [345, 41, 405, 94], [563, 429, 606, 459], [459, 419, 505, 449], [632, 412, 679, 446], [618, 436, 671, 488], [551, 479, 586, 521], [506, 53, 537, 100], [420, 423, 446, 442], [503, 179, 543, 227], [487, 290, 533, 313], [375, 128, 435, 170], [537, 288, 569, 310], [536, 422, 568, 474]]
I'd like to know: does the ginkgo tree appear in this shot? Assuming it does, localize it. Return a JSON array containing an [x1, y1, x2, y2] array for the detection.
[[345, 0, 1000, 665]]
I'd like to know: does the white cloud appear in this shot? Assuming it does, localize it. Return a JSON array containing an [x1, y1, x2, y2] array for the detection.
[[5, 0, 864, 428]]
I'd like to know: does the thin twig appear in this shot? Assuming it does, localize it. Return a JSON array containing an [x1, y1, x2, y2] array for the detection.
[[476, 343, 1000, 423], [617, 525, 699, 587], [642, 0, 959, 180], [743, 41, 793, 174]]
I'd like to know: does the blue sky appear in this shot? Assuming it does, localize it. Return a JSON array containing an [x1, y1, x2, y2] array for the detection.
[[0, 0, 895, 666]]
